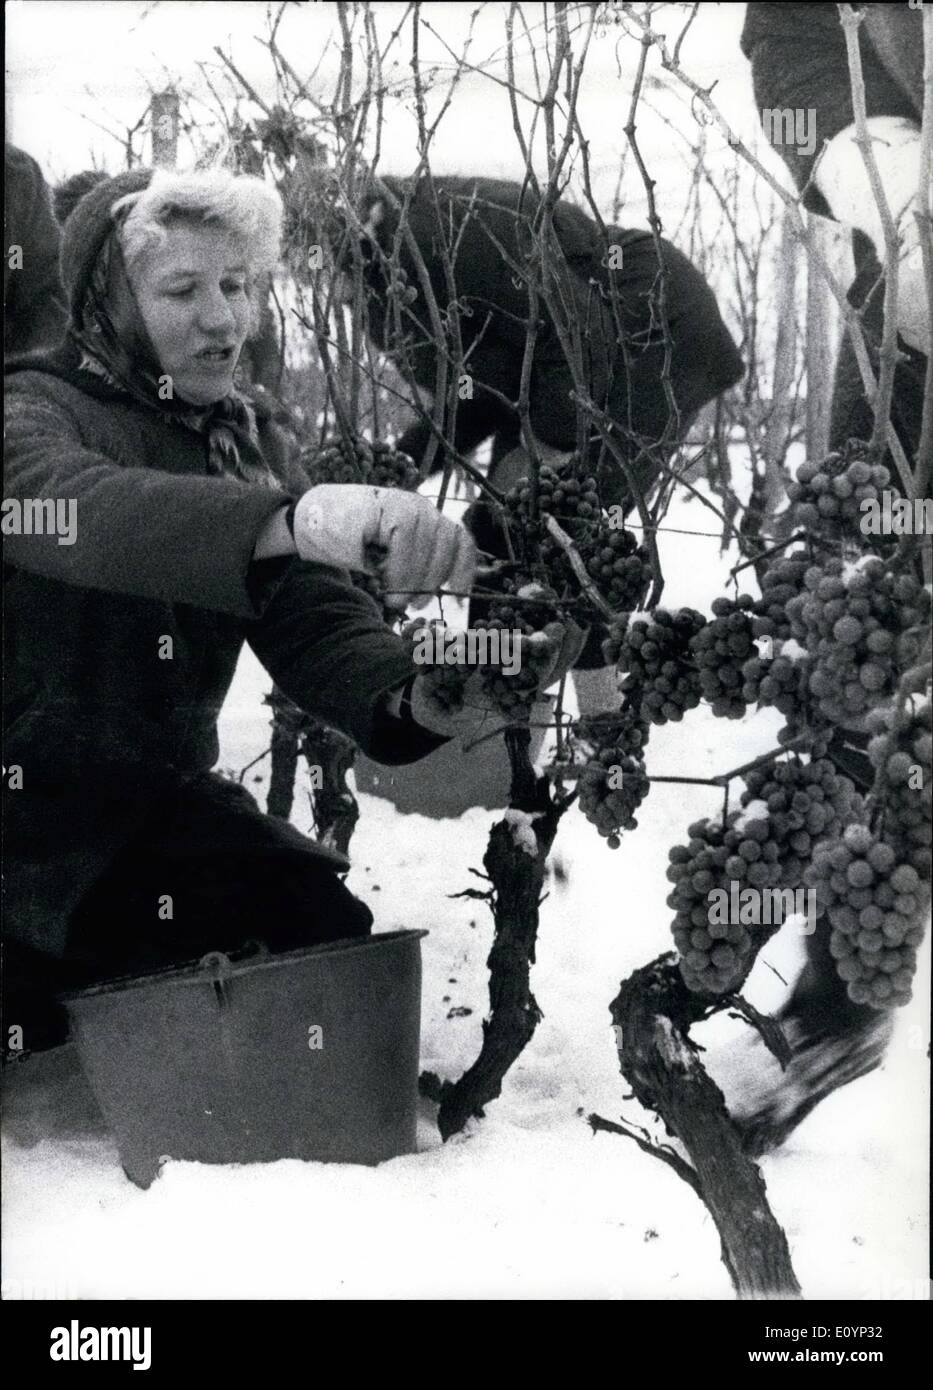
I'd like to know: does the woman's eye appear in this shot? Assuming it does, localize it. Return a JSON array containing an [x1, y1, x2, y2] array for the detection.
[[166, 286, 194, 299], [222, 280, 247, 296]]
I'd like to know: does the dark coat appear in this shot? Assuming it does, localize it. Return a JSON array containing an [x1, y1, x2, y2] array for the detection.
[[741, 4, 921, 223], [741, 3, 926, 456], [3, 342, 442, 956], [360, 175, 745, 503], [3, 145, 68, 357]]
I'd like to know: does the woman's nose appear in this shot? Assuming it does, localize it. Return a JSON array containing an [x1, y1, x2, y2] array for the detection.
[[197, 287, 237, 335]]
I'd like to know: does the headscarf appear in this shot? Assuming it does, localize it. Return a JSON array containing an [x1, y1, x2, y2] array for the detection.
[[68, 191, 279, 489]]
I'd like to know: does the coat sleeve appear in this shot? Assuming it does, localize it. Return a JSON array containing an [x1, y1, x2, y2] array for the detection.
[[242, 560, 450, 765], [3, 149, 68, 356], [740, 2, 919, 217], [3, 375, 295, 618]]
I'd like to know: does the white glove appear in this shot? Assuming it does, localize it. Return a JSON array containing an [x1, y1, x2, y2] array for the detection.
[[292, 484, 476, 610], [816, 117, 930, 355]]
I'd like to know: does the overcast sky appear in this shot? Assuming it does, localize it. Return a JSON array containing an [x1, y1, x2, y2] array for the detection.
[[6, 1, 779, 220]]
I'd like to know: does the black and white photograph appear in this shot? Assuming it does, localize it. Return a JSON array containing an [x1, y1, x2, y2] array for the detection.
[[2, 0, 931, 1323]]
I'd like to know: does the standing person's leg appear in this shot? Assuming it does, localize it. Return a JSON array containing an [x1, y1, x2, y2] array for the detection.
[[829, 312, 927, 462]]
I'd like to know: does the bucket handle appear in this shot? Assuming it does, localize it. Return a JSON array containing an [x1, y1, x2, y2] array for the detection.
[[198, 941, 272, 1012], [199, 951, 234, 1013]]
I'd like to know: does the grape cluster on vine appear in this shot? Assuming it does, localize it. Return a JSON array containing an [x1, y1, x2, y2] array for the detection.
[[667, 811, 785, 996], [403, 581, 575, 724], [806, 823, 928, 1010], [616, 608, 706, 725], [601, 613, 629, 667], [688, 595, 758, 719], [752, 554, 809, 640], [471, 580, 568, 717], [504, 460, 651, 617], [667, 752, 863, 996], [785, 557, 930, 725], [741, 646, 808, 721], [866, 696, 933, 882], [572, 710, 651, 847], [300, 434, 420, 490], [739, 752, 861, 887], [400, 617, 471, 713], [785, 441, 896, 551]]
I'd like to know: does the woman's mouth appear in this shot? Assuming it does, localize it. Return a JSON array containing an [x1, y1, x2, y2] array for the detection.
[[195, 346, 235, 365]]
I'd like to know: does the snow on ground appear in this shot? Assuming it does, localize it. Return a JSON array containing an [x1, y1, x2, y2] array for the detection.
[[2, 488, 929, 1301]]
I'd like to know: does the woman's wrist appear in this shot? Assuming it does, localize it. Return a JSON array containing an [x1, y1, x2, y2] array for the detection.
[[252, 502, 298, 560], [381, 672, 419, 721]]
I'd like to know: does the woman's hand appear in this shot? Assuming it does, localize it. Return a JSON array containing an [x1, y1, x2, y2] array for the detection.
[[408, 618, 589, 740], [292, 484, 476, 610]]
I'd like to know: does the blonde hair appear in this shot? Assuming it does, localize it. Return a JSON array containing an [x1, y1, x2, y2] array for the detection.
[[112, 168, 283, 280]]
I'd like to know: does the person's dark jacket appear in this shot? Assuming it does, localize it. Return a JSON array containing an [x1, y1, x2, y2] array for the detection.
[[357, 175, 745, 504], [4, 145, 68, 357], [741, 3, 926, 453], [3, 341, 443, 957], [740, 4, 921, 220]]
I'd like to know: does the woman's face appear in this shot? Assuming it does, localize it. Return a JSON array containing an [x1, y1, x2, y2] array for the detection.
[[129, 223, 253, 406]]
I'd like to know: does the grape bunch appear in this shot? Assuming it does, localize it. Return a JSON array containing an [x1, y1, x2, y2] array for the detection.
[[805, 823, 928, 1010], [740, 641, 809, 723], [400, 617, 471, 713], [573, 710, 651, 846], [867, 696, 933, 882], [300, 435, 419, 490], [473, 581, 568, 719], [507, 461, 602, 540], [785, 441, 895, 551], [581, 530, 652, 614], [668, 750, 863, 996], [785, 557, 931, 726], [753, 553, 810, 640], [616, 608, 706, 725], [369, 440, 421, 490], [688, 595, 758, 719], [668, 810, 785, 995], [738, 752, 862, 888], [505, 460, 651, 617], [601, 613, 629, 666]]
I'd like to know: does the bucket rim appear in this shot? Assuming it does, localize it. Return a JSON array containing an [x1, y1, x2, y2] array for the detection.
[[60, 927, 429, 1005]]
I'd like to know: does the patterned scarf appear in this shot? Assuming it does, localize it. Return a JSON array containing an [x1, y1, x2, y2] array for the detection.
[[69, 222, 280, 489]]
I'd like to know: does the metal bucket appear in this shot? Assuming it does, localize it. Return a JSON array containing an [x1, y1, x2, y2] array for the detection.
[[62, 929, 427, 1188]]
